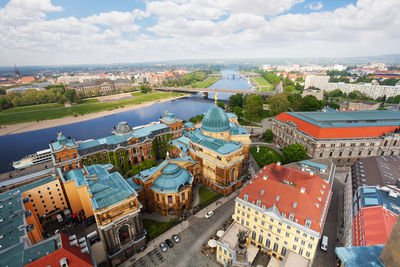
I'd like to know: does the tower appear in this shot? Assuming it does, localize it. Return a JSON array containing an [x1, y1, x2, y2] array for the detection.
[[14, 65, 21, 80]]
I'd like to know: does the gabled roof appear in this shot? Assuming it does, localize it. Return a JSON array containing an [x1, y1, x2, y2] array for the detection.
[[238, 163, 331, 233]]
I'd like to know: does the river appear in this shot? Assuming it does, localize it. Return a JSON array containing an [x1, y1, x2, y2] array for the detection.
[[0, 70, 251, 173]]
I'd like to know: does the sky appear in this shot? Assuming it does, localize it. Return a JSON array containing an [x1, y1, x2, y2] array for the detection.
[[0, 0, 399, 66]]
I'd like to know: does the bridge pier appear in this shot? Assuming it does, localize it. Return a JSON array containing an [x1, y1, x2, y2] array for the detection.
[[202, 92, 208, 98]]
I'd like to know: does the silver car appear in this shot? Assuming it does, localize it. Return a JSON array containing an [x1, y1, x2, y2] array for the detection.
[[159, 242, 168, 252]]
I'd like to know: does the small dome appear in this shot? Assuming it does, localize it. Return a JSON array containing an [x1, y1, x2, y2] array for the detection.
[[201, 106, 230, 132], [184, 122, 194, 128], [152, 163, 193, 193], [112, 121, 133, 135]]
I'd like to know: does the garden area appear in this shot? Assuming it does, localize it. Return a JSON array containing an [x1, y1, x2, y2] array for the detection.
[[143, 218, 179, 240], [251, 76, 273, 92], [198, 186, 222, 209], [250, 143, 308, 168]]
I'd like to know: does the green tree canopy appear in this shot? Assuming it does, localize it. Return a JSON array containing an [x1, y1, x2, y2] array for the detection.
[[283, 85, 295, 92], [217, 100, 225, 109], [233, 106, 243, 119], [298, 95, 325, 111], [262, 72, 281, 86], [140, 83, 151, 93], [228, 94, 243, 109], [268, 93, 290, 115], [64, 89, 79, 103], [244, 95, 263, 116], [282, 143, 307, 164], [263, 129, 274, 142]]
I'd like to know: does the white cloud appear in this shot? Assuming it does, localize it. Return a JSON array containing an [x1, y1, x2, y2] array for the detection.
[[0, 0, 400, 65], [308, 1, 323, 11]]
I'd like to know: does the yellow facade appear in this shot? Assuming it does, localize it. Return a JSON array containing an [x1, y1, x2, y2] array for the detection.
[[233, 200, 319, 261], [23, 201, 44, 243], [22, 179, 68, 218], [61, 179, 93, 217]]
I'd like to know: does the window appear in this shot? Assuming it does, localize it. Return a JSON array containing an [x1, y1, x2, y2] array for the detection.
[[252, 231, 257, 240], [330, 144, 335, 147], [308, 244, 312, 249], [246, 221, 249, 226], [269, 225, 273, 230], [319, 153, 323, 157], [168, 195, 173, 204], [281, 246, 287, 256], [273, 243, 279, 252], [306, 251, 311, 258], [278, 222, 282, 226], [277, 229, 281, 234], [310, 236, 315, 241], [303, 233, 307, 238], [294, 237, 298, 242], [287, 225, 291, 230], [258, 235, 263, 244], [296, 230, 300, 234], [349, 151, 352, 156], [285, 232, 289, 237], [329, 152, 333, 157], [254, 217, 258, 222], [351, 143, 355, 147], [299, 248, 304, 256], [292, 245, 297, 250], [339, 151, 343, 156], [265, 239, 271, 248], [301, 240, 305, 246], [270, 218, 274, 223], [181, 192, 185, 201], [358, 151, 362, 156]]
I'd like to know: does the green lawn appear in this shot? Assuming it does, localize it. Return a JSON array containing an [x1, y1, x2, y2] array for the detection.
[[143, 218, 179, 240], [190, 77, 220, 88], [198, 185, 222, 209], [250, 146, 284, 168], [0, 103, 64, 114], [0, 92, 184, 125], [251, 77, 274, 92]]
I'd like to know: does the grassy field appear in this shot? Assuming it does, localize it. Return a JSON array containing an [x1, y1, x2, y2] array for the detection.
[[250, 146, 284, 168], [190, 77, 220, 88], [143, 218, 179, 240], [198, 185, 222, 209], [0, 91, 183, 125], [251, 77, 274, 92]]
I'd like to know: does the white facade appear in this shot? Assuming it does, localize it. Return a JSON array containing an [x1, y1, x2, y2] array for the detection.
[[305, 75, 400, 99]]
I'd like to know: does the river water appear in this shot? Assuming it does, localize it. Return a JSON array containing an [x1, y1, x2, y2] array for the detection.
[[0, 70, 251, 173]]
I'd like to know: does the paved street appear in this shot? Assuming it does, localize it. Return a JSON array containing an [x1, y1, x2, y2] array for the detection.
[[313, 171, 346, 267], [131, 199, 235, 267]]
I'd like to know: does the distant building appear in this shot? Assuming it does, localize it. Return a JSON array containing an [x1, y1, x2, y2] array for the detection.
[[301, 88, 323, 100], [68, 78, 131, 95], [231, 161, 333, 263], [6, 81, 52, 94], [339, 101, 380, 111], [272, 110, 400, 166], [305, 75, 400, 99], [20, 76, 35, 84]]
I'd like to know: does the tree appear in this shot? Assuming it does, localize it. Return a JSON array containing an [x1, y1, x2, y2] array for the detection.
[[282, 144, 307, 164], [263, 129, 274, 142], [64, 89, 79, 103], [263, 72, 280, 86], [244, 95, 263, 117], [298, 95, 325, 111], [140, 83, 151, 93], [228, 94, 243, 109], [283, 85, 295, 92], [217, 100, 225, 110], [268, 93, 290, 115], [233, 106, 243, 119], [327, 101, 340, 109]]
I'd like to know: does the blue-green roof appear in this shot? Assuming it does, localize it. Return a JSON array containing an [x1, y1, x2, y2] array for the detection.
[[335, 245, 384, 267], [170, 136, 190, 153], [64, 169, 86, 186], [161, 113, 178, 123], [227, 113, 237, 118], [50, 135, 76, 151], [184, 122, 194, 128], [84, 165, 138, 209], [190, 130, 242, 155], [23, 236, 61, 265], [287, 110, 400, 128], [125, 178, 143, 191], [151, 163, 194, 193], [356, 186, 400, 215], [201, 106, 231, 132], [230, 126, 249, 135]]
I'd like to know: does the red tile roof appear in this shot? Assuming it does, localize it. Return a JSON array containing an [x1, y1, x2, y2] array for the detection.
[[25, 234, 93, 267], [353, 206, 398, 246], [275, 112, 398, 139], [20, 76, 35, 83], [238, 163, 331, 233]]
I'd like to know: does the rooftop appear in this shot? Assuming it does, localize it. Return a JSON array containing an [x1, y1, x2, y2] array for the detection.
[[355, 186, 400, 215], [238, 163, 332, 233], [201, 106, 231, 133], [50, 134, 76, 151], [191, 129, 242, 155], [335, 245, 384, 267], [218, 221, 248, 250], [151, 163, 194, 193]]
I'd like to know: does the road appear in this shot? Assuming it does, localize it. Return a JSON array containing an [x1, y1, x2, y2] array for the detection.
[[313, 172, 345, 267], [131, 199, 235, 267]]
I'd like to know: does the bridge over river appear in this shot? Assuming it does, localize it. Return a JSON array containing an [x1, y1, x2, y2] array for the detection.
[[154, 87, 275, 97]]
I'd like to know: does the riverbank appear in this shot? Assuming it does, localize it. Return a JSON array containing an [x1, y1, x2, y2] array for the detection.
[[0, 93, 188, 136]]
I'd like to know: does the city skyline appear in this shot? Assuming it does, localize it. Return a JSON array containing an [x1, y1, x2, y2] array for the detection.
[[1, 0, 400, 66]]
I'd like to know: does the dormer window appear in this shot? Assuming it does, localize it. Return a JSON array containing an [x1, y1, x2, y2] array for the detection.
[[289, 213, 294, 220], [320, 190, 324, 194], [305, 219, 312, 228], [244, 194, 249, 201], [256, 200, 261, 206], [322, 184, 326, 189]]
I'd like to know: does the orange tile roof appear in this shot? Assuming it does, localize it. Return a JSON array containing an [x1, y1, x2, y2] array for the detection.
[[238, 163, 331, 233], [20, 76, 35, 83], [353, 206, 398, 246], [25, 234, 93, 267], [275, 112, 398, 139]]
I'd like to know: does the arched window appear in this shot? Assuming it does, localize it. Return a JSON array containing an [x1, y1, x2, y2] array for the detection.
[[118, 225, 130, 245], [231, 168, 235, 182]]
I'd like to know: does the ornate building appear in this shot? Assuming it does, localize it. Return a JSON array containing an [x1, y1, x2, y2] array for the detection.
[[131, 157, 198, 216], [187, 106, 251, 195]]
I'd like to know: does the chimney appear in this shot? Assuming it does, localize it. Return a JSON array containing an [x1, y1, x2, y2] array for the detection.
[[277, 162, 281, 166], [263, 175, 268, 180], [300, 187, 306, 193]]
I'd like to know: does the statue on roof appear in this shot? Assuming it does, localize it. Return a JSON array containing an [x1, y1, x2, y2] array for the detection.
[[165, 110, 168, 116], [214, 93, 218, 104]]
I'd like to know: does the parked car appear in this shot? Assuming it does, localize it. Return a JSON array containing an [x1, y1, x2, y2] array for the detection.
[[321, 235, 328, 252], [205, 211, 214, 218], [159, 242, 168, 252], [172, 234, 180, 243], [165, 239, 174, 248]]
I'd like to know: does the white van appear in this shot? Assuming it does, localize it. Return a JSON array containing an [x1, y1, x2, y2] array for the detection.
[[321, 235, 328, 251]]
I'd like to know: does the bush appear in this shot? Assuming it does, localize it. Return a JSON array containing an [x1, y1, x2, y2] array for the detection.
[[250, 146, 284, 168], [263, 129, 274, 142]]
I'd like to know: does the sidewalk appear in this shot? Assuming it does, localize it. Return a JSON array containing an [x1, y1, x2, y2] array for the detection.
[[124, 190, 239, 266]]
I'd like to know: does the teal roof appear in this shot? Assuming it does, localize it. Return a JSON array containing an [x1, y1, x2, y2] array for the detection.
[[227, 113, 237, 118], [64, 169, 86, 186], [356, 186, 400, 214], [230, 126, 249, 135], [184, 122, 194, 128], [17, 176, 57, 192], [78, 123, 169, 151], [335, 245, 384, 267], [287, 110, 400, 128], [151, 163, 194, 193], [125, 178, 143, 191], [23, 236, 61, 265], [201, 106, 231, 132], [84, 165, 138, 209], [299, 160, 328, 170], [161, 113, 178, 123], [170, 136, 190, 153], [50, 135, 76, 151], [0, 242, 24, 267], [190, 130, 242, 155]]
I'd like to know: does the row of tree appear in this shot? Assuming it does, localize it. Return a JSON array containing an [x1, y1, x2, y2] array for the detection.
[[267, 93, 325, 116], [160, 70, 210, 87]]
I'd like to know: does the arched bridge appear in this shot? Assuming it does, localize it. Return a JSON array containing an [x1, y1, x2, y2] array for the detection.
[[154, 87, 275, 97]]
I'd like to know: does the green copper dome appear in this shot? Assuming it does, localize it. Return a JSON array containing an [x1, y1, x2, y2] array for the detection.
[[201, 106, 230, 132]]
